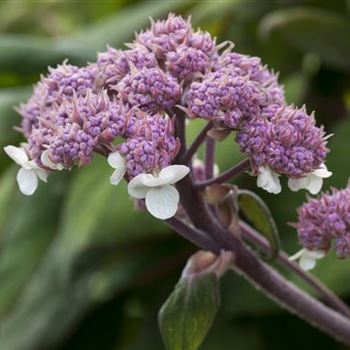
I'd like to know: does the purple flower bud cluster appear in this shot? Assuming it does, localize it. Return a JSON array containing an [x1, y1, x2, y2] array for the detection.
[[218, 52, 284, 106], [27, 91, 128, 167], [115, 67, 182, 112], [96, 46, 157, 89], [184, 52, 285, 129], [118, 112, 180, 177], [236, 106, 328, 177], [136, 14, 192, 58], [18, 62, 96, 136], [134, 13, 217, 80], [296, 186, 350, 258], [185, 70, 264, 129]]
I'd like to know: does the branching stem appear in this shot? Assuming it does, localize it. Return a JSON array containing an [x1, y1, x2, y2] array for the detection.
[[195, 158, 251, 189]]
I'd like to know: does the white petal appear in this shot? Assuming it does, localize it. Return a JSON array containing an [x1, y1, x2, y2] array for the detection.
[[299, 255, 316, 271], [306, 175, 323, 195], [110, 168, 126, 186], [35, 169, 48, 183], [288, 177, 309, 192], [289, 249, 305, 261], [145, 185, 180, 219], [128, 174, 154, 199], [4, 145, 29, 168], [257, 166, 281, 194], [107, 151, 125, 169], [16, 168, 38, 196], [313, 163, 332, 178], [41, 150, 64, 171], [305, 249, 325, 260], [158, 165, 190, 185]]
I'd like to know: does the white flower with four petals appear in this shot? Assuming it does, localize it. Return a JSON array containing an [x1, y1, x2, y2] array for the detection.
[[289, 248, 325, 271], [288, 163, 332, 195], [4, 145, 48, 195], [128, 165, 190, 220]]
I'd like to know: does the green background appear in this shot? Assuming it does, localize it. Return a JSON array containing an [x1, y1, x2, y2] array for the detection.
[[0, 0, 349, 349]]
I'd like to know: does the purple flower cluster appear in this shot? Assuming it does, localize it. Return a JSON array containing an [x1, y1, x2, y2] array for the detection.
[[296, 186, 350, 258], [236, 106, 328, 177], [13, 12, 329, 186]]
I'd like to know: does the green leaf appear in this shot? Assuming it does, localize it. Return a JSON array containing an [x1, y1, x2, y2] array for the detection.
[[238, 189, 280, 260], [159, 272, 220, 350], [259, 7, 350, 72]]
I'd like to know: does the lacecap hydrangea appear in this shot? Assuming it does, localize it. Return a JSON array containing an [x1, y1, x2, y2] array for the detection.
[[4, 13, 332, 220]]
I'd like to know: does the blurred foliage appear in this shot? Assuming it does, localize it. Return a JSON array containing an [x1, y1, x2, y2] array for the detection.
[[0, 0, 349, 349]]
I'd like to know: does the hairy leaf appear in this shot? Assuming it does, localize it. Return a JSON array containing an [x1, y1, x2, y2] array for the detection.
[[159, 272, 220, 350]]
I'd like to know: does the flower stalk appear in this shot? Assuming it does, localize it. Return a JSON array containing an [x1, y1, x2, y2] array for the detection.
[[195, 157, 251, 189]]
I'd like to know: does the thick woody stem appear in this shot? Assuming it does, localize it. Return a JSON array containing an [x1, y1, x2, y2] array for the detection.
[[195, 157, 251, 189]]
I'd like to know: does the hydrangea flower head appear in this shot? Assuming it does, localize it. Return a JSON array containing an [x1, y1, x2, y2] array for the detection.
[[236, 105, 331, 194], [4, 13, 331, 223]]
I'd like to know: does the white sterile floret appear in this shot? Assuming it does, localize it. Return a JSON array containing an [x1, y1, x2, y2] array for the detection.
[[107, 151, 127, 185], [41, 150, 64, 171], [127, 165, 190, 220], [288, 163, 332, 195], [4, 145, 48, 196], [289, 248, 325, 271], [257, 166, 281, 194]]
